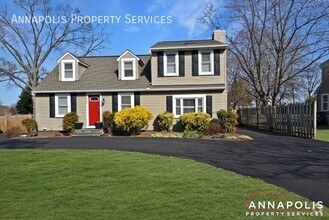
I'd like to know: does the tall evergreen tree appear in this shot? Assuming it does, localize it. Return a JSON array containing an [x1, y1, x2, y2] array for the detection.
[[16, 89, 33, 114]]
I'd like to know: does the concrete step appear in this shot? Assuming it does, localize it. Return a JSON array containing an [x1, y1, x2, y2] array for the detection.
[[72, 128, 103, 137]]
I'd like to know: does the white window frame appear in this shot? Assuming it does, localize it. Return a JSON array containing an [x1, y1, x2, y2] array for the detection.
[[118, 92, 135, 111], [61, 60, 76, 81], [173, 94, 206, 118], [164, 52, 179, 76], [121, 58, 136, 80], [198, 50, 214, 75], [55, 93, 71, 117], [321, 93, 329, 112]]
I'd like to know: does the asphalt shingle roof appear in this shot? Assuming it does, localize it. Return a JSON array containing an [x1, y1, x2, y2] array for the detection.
[[34, 55, 152, 92], [150, 40, 226, 49]]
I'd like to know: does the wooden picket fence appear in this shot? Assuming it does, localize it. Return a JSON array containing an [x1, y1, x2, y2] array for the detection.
[[238, 102, 317, 138], [0, 114, 33, 132]]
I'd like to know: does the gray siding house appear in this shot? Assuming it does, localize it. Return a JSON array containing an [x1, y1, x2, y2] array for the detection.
[[33, 30, 228, 131], [317, 60, 329, 124]]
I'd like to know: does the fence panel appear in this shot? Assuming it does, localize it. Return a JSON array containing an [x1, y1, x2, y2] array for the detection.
[[0, 115, 33, 132], [238, 102, 316, 138]]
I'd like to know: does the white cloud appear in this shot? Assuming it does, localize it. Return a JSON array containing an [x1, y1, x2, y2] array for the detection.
[[168, 0, 209, 38], [123, 25, 140, 33], [147, 0, 168, 13]]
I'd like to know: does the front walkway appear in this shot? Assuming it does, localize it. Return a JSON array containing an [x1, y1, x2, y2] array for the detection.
[[0, 128, 328, 206]]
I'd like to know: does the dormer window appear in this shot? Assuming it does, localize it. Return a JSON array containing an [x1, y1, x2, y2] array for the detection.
[[164, 52, 179, 76], [61, 60, 76, 81], [121, 58, 136, 80], [198, 51, 214, 75]]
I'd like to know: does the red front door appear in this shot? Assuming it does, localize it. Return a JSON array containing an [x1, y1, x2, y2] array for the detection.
[[88, 95, 100, 126]]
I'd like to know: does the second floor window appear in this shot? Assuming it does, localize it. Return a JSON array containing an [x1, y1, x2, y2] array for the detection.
[[199, 51, 214, 75], [121, 59, 136, 80], [61, 61, 75, 81], [64, 63, 73, 78], [124, 61, 134, 77], [164, 52, 178, 76]]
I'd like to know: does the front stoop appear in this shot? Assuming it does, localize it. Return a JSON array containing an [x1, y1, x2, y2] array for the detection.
[[72, 128, 103, 137]]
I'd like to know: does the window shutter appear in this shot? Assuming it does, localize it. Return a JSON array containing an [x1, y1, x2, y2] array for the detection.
[[112, 92, 118, 112], [206, 96, 212, 116], [166, 96, 173, 113], [179, 51, 185, 77], [134, 92, 140, 106], [49, 94, 55, 118], [192, 51, 198, 76], [71, 93, 77, 113], [157, 52, 164, 77], [214, 50, 220, 76]]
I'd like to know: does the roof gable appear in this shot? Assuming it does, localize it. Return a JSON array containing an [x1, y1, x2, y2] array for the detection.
[[57, 52, 89, 67], [116, 50, 140, 61]]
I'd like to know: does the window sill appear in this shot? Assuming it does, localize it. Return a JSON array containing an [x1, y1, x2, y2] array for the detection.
[[198, 72, 214, 76]]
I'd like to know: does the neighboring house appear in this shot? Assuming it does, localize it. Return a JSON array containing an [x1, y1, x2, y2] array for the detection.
[[317, 60, 329, 125], [33, 30, 227, 131]]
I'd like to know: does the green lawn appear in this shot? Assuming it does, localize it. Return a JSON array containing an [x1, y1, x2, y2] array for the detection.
[[0, 150, 327, 219], [316, 129, 329, 142]]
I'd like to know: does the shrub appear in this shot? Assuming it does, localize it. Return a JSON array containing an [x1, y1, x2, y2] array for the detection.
[[216, 109, 239, 133], [62, 112, 79, 134], [102, 110, 114, 133], [5, 127, 21, 138], [22, 118, 38, 136], [157, 111, 174, 132], [182, 130, 204, 138], [204, 120, 221, 135], [178, 112, 210, 131], [114, 105, 153, 135]]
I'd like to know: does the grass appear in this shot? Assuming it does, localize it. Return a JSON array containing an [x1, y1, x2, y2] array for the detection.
[[0, 150, 327, 219], [316, 129, 329, 142]]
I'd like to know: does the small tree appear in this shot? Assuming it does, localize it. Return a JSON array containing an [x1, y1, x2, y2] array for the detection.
[[16, 88, 33, 114]]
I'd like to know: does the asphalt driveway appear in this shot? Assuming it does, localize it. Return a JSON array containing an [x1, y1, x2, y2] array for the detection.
[[0, 128, 328, 206]]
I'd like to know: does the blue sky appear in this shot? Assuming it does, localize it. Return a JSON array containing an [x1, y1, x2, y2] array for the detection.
[[0, 0, 221, 105]]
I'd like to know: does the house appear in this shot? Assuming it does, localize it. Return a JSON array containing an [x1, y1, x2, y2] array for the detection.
[[317, 60, 329, 125], [33, 30, 227, 131]]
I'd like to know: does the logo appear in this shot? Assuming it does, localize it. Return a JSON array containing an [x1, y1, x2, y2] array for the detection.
[[245, 189, 324, 217]]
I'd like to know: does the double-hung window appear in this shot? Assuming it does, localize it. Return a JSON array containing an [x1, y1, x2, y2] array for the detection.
[[173, 95, 206, 117], [321, 94, 329, 111], [61, 61, 75, 81], [118, 93, 134, 111], [164, 52, 179, 76], [55, 94, 71, 117], [121, 59, 136, 80], [198, 51, 214, 75]]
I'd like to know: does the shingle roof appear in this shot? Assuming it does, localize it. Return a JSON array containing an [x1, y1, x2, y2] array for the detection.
[[150, 40, 226, 50], [34, 55, 152, 92], [34, 54, 225, 93]]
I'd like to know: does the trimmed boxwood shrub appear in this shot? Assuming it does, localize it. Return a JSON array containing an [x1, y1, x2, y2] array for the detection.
[[114, 105, 152, 135], [178, 112, 210, 131], [216, 109, 239, 133], [63, 112, 79, 134], [157, 111, 174, 132], [22, 118, 38, 137]]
